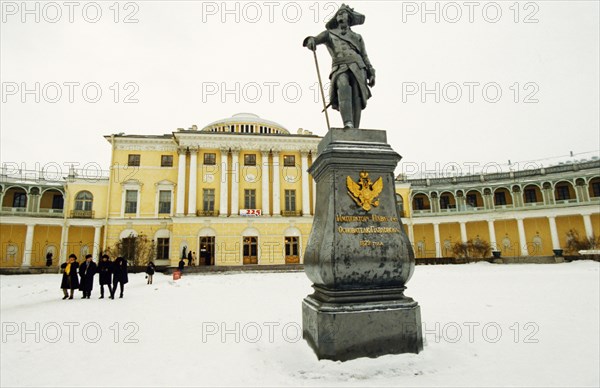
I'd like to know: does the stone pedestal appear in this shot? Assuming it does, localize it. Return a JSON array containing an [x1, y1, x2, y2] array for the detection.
[[302, 128, 423, 361]]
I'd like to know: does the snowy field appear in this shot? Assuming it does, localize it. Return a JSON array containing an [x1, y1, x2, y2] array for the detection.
[[1, 261, 599, 387]]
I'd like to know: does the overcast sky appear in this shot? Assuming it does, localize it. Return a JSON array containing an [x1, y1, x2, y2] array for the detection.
[[1, 0, 598, 178]]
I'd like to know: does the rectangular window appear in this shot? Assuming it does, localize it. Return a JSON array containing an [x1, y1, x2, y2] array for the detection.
[[128, 154, 140, 167], [52, 194, 64, 209], [204, 153, 216, 165], [121, 237, 136, 261], [556, 186, 570, 200], [244, 154, 256, 166], [244, 189, 256, 209], [13, 192, 26, 208], [494, 192, 506, 205], [285, 236, 299, 256], [157, 238, 170, 260], [592, 182, 600, 197], [440, 195, 450, 209], [466, 194, 477, 207], [285, 189, 296, 212], [524, 188, 537, 203], [161, 155, 173, 167], [283, 155, 296, 167], [158, 190, 171, 214], [125, 190, 138, 214], [414, 197, 424, 210], [203, 189, 215, 211]]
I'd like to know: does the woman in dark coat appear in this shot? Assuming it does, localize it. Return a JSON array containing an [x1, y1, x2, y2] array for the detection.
[[97, 254, 113, 299], [145, 261, 156, 285], [110, 256, 129, 299], [60, 254, 79, 300], [78, 254, 97, 299]]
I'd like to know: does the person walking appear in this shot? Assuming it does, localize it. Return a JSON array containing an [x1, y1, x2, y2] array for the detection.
[[60, 254, 79, 300], [110, 256, 129, 299], [187, 250, 192, 266], [145, 261, 155, 285], [192, 251, 197, 266], [178, 257, 185, 273], [78, 254, 97, 299], [97, 254, 112, 299]]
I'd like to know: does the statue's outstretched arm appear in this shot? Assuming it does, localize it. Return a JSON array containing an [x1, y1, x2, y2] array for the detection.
[[303, 31, 329, 51]]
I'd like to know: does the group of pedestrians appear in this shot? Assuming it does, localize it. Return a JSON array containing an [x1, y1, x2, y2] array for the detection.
[[60, 253, 154, 300]]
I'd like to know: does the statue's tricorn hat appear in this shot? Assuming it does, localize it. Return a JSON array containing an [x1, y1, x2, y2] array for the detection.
[[326, 4, 365, 29]]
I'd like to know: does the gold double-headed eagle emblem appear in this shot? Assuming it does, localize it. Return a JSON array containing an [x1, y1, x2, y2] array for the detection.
[[346, 171, 383, 212]]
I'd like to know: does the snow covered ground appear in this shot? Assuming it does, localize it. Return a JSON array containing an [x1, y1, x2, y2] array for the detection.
[[1, 261, 599, 387]]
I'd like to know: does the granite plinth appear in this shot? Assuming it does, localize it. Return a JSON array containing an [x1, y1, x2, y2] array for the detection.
[[302, 128, 423, 360]]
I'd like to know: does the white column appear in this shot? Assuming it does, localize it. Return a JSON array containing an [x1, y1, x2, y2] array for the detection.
[[407, 222, 415, 244], [230, 151, 240, 216], [516, 218, 529, 256], [433, 222, 441, 258], [261, 151, 270, 215], [487, 220, 497, 250], [219, 149, 229, 216], [301, 152, 310, 216], [22, 224, 35, 267], [272, 151, 281, 216], [582, 214, 594, 239], [176, 149, 187, 215], [92, 226, 102, 261], [548, 216, 560, 249], [459, 222, 467, 243], [188, 149, 198, 216], [312, 173, 316, 215], [59, 224, 69, 264]]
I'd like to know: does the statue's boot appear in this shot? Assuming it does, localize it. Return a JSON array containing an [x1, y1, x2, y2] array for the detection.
[[339, 96, 354, 128]]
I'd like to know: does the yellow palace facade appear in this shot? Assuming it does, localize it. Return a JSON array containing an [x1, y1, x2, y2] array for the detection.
[[1, 113, 599, 269]]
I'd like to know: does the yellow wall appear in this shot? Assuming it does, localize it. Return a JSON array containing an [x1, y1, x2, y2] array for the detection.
[[592, 214, 600, 236], [66, 226, 96, 260], [524, 218, 553, 256], [66, 183, 108, 218], [31, 225, 63, 266], [494, 220, 523, 256], [439, 223, 461, 257], [413, 224, 434, 258], [0, 224, 26, 267], [109, 148, 178, 217], [556, 215, 585, 247]]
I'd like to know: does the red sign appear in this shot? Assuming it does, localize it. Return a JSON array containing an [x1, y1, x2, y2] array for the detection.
[[173, 270, 181, 280], [240, 209, 262, 216]]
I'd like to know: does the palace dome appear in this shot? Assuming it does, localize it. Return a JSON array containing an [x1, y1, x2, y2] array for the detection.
[[201, 113, 290, 135]]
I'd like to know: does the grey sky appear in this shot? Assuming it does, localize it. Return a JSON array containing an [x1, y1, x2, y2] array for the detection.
[[1, 1, 598, 177]]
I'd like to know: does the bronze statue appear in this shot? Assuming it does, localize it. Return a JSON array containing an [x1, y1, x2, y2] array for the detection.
[[303, 4, 375, 129]]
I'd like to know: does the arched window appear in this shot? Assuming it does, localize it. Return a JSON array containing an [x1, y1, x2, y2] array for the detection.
[[75, 191, 93, 211], [395, 193, 404, 217]]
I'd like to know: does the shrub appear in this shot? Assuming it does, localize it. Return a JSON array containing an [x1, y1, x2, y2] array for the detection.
[[565, 229, 600, 255], [452, 239, 492, 259], [104, 233, 156, 266]]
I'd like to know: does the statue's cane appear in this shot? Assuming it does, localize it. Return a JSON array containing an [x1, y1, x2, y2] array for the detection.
[[312, 50, 331, 131]]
